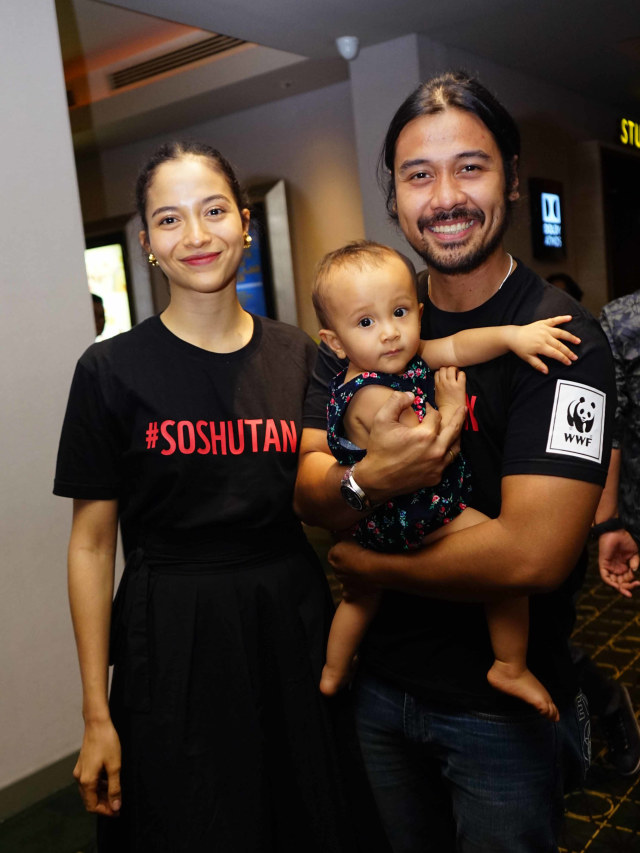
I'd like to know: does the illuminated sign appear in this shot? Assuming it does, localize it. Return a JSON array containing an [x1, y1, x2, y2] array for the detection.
[[529, 178, 566, 261], [541, 192, 562, 248], [619, 118, 640, 149]]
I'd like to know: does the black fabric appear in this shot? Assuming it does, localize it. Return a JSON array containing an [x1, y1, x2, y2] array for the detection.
[[99, 537, 372, 852], [303, 261, 616, 712], [55, 315, 387, 852], [55, 315, 316, 555]]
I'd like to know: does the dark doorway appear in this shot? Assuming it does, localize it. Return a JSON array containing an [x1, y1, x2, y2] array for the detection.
[[601, 146, 640, 300]]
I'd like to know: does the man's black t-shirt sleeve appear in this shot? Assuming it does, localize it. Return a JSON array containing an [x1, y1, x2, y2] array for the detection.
[[303, 342, 346, 431]]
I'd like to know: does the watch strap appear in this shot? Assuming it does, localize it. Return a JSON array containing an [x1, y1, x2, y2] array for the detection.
[[590, 518, 624, 538]]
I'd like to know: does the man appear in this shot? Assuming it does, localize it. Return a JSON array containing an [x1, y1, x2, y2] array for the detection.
[[296, 72, 615, 851], [597, 291, 640, 594], [548, 275, 640, 776]]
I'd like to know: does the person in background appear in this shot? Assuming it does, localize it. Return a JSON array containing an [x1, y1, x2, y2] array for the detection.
[[91, 293, 106, 338], [548, 272, 584, 303], [591, 289, 640, 776], [548, 273, 640, 776]]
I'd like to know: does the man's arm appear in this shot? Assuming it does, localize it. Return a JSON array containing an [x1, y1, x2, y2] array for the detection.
[[594, 446, 621, 524], [327, 473, 602, 601], [294, 390, 466, 529], [344, 384, 420, 450]]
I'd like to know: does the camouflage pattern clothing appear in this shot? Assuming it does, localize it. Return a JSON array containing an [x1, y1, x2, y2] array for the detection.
[[600, 291, 640, 542]]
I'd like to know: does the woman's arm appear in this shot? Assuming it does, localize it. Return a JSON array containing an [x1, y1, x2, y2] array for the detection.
[[68, 498, 122, 817], [419, 316, 579, 374]]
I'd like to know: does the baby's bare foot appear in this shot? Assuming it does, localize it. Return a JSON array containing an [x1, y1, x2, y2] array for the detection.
[[320, 662, 352, 696], [487, 660, 559, 721]]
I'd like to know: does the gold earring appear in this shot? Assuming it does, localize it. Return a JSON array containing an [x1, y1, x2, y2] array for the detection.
[[148, 253, 159, 267], [243, 233, 252, 250]]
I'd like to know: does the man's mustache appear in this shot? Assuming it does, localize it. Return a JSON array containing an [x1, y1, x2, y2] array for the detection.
[[417, 208, 485, 232]]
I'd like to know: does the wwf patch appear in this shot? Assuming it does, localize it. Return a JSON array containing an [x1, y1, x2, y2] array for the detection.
[[546, 380, 606, 463]]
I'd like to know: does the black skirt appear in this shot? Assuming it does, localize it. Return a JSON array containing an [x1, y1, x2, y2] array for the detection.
[[98, 527, 386, 853]]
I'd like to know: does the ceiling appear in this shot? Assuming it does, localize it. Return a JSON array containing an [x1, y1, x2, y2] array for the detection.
[[57, 0, 203, 74], [56, 0, 640, 152], [88, 0, 640, 107]]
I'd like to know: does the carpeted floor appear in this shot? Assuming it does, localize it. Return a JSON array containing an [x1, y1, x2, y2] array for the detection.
[[559, 544, 640, 852], [0, 531, 637, 853]]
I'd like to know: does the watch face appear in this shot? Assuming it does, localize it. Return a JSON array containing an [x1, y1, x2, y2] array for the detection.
[[340, 482, 364, 511]]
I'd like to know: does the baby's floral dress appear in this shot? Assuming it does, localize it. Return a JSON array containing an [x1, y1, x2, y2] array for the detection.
[[327, 356, 470, 551]]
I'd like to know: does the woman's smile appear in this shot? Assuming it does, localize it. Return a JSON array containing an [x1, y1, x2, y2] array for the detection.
[[181, 252, 222, 266]]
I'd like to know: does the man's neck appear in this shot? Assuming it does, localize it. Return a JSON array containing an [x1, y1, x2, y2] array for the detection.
[[428, 249, 515, 313]]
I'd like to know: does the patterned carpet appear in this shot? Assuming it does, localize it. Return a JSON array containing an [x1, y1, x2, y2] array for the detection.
[[559, 546, 640, 852], [0, 533, 637, 853]]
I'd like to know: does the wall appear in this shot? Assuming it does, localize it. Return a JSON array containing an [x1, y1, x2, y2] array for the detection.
[[76, 80, 366, 337], [0, 0, 97, 813]]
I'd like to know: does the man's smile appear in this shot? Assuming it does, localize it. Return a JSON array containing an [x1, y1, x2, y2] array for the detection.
[[429, 220, 476, 235]]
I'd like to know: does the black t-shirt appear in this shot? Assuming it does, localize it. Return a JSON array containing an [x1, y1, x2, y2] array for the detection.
[[54, 315, 317, 556], [303, 261, 616, 710]]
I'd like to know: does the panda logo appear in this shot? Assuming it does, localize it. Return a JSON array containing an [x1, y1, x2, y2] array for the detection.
[[547, 380, 605, 462], [567, 397, 596, 433]]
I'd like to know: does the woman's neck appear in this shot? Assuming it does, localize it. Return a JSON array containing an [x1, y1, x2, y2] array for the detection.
[[161, 289, 253, 353]]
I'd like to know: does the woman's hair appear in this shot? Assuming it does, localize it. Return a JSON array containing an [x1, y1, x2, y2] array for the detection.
[[547, 273, 584, 302], [379, 70, 521, 221], [135, 141, 248, 233], [312, 240, 417, 329]]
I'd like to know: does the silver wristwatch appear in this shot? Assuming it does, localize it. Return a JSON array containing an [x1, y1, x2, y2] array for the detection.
[[340, 464, 373, 512]]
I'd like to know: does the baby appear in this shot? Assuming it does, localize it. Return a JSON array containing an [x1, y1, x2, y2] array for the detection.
[[313, 240, 581, 719]]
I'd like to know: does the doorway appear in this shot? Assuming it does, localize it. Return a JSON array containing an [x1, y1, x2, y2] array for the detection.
[[601, 146, 640, 300]]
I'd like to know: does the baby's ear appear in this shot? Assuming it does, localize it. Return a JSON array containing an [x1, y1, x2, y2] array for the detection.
[[319, 329, 347, 360], [418, 303, 424, 320]]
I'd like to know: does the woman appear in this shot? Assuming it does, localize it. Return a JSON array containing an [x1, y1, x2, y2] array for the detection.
[[54, 142, 378, 852]]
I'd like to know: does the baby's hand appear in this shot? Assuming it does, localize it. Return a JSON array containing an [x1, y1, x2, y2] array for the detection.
[[434, 366, 466, 412], [510, 316, 580, 373]]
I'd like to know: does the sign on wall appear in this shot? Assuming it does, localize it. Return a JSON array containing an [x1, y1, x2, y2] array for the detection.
[[619, 118, 640, 150], [529, 178, 566, 262]]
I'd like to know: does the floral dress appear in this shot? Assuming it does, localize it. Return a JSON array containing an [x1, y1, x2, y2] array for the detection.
[[327, 356, 470, 551]]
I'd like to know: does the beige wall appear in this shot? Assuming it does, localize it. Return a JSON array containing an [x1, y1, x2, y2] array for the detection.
[[0, 0, 95, 801]]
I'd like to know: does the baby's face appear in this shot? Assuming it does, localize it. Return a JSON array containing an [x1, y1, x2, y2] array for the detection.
[[322, 253, 422, 376]]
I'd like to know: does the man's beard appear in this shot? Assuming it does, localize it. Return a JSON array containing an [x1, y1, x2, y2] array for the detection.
[[409, 203, 509, 275]]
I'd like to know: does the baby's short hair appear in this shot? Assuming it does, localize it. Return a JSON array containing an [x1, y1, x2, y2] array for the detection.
[[312, 239, 418, 329]]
